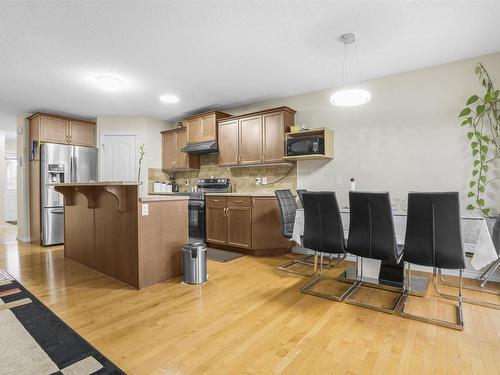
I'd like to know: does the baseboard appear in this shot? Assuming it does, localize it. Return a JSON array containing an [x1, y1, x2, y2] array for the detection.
[[16, 235, 31, 243], [292, 246, 500, 283]]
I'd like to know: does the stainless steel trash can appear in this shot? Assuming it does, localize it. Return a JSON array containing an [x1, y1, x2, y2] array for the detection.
[[183, 242, 208, 284]]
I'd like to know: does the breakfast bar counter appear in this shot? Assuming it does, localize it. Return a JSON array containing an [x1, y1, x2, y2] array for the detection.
[[53, 182, 189, 289]]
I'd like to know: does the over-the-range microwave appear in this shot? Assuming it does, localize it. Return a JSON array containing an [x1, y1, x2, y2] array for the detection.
[[286, 136, 325, 156]]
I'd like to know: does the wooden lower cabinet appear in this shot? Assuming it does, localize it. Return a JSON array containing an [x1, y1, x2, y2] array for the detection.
[[206, 205, 228, 245], [206, 195, 291, 256], [227, 206, 252, 248]]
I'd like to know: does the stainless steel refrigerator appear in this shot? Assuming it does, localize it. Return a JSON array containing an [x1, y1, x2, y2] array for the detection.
[[40, 143, 97, 246]]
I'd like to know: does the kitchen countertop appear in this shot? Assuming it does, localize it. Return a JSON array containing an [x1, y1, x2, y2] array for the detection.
[[140, 196, 189, 202], [50, 181, 141, 186]]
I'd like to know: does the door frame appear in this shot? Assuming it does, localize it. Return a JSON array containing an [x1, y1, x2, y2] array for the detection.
[[5, 152, 17, 222], [99, 131, 138, 182]]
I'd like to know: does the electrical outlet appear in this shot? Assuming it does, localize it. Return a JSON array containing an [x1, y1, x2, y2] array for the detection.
[[141, 204, 149, 216], [262, 177, 267, 184], [255, 177, 261, 185]]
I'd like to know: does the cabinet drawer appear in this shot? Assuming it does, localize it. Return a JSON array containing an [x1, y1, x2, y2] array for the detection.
[[227, 197, 251, 207], [206, 196, 227, 206]]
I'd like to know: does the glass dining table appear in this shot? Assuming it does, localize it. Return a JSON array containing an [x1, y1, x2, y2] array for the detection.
[[291, 208, 498, 293]]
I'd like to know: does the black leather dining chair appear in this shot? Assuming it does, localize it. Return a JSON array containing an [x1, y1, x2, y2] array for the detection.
[[275, 189, 315, 276], [344, 192, 404, 314], [275, 189, 334, 276], [296, 189, 307, 207], [300, 192, 356, 301], [397, 192, 466, 330]]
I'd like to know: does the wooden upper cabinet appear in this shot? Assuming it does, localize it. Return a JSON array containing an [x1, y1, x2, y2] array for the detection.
[[201, 114, 216, 142], [162, 132, 177, 170], [69, 121, 96, 147], [185, 111, 231, 144], [217, 107, 295, 167], [176, 129, 189, 169], [239, 115, 262, 165], [40, 116, 69, 144], [262, 111, 285, 163], [161, 128, 200, 171], [218, 119, 239, 166], [32, 113, 96, 147], [186, 117, 202, 144]]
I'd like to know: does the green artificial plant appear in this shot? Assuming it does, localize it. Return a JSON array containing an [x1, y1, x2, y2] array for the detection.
[[459, 63, 500, 216]]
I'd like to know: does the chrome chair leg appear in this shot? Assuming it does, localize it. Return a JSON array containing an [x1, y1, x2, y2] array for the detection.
[[277, 251, 320, 277], [397, 264, 464, 331], [436, 268, 499, 310], [480, 259, 500, 287], [343, 257, 404, 315], [300, 253, 357, 302]]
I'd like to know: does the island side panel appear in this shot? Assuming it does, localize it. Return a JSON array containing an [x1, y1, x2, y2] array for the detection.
[[138, 199, 188, 288], [94, 185, 140, 288], [63, 191, 96, 268]]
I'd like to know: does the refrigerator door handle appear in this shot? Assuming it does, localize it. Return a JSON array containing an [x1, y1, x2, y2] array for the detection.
[[72, 154, 77, 181]]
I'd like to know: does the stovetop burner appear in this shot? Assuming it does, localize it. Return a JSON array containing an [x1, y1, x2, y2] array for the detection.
[[175, 178, 231, 201]]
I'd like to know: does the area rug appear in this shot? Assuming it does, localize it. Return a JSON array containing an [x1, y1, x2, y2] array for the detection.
[[207, 247, 245, 263], [0, 271, 125, 375]]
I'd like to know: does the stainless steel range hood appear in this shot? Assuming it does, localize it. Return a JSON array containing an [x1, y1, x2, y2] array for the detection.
[[181, 140, 218, 154]]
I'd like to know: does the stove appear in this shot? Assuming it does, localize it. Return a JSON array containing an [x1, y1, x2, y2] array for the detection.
[[180, 178, 231, 242]]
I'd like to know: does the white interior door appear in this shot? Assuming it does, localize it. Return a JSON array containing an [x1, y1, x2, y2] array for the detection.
[[5, 154, 17, 222], [100, 134, 137, 182]]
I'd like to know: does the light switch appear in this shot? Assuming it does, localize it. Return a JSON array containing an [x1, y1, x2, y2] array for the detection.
[[142, 204, 149, 216]]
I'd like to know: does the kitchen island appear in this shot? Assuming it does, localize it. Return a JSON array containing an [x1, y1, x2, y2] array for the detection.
[[53, 182, 188, 289]]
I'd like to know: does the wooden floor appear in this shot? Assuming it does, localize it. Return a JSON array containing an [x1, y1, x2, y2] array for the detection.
[[1, 228, 499, 375]]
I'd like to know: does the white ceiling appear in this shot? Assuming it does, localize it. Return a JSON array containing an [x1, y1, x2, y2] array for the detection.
[[0, 1, 499, 122]]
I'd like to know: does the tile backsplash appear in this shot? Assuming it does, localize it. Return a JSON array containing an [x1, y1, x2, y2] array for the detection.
[[148, 154, 296, 194]]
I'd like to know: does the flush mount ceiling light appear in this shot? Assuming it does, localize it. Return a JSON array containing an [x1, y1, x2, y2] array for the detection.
[[96, 75, 123, 92], [159, 94, 180, 104], [330, 33, 371, 107]]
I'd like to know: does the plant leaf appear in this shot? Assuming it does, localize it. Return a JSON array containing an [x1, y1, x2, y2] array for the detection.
[[467, 132, 474, 140], [471, 141, 478, 149], [467, 191, 475, 198], [466, 95, 479, 105], [477, 199, 485, 206], [469, 181, 476, 188], [472, 170, 479, 176], [466, 204, 475, 210], [474, 160, 480, 167], [480, 175, 487, 183], [482, 208, 490, 216], [459, 108, 472, 117]]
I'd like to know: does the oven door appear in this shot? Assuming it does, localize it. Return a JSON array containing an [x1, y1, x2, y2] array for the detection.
[[188, 199, 205, 243]]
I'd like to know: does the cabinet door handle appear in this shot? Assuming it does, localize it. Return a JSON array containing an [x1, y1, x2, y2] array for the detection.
[[213, 199, 220, 202], [234, 200, 243, 203]]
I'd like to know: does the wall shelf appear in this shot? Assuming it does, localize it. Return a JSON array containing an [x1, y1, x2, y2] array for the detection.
[[283, 154, 332, 161], [284, 127, 334, 160]]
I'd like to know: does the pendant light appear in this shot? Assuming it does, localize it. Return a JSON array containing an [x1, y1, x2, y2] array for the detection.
[[330, 33, 371, 106]]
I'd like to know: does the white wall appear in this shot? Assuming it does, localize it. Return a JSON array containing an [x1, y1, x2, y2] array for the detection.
[[96, 116, 175, 195], [5, 138, 16, 154], [16, 114, 30, 241], [226, 52, 500, 215]]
